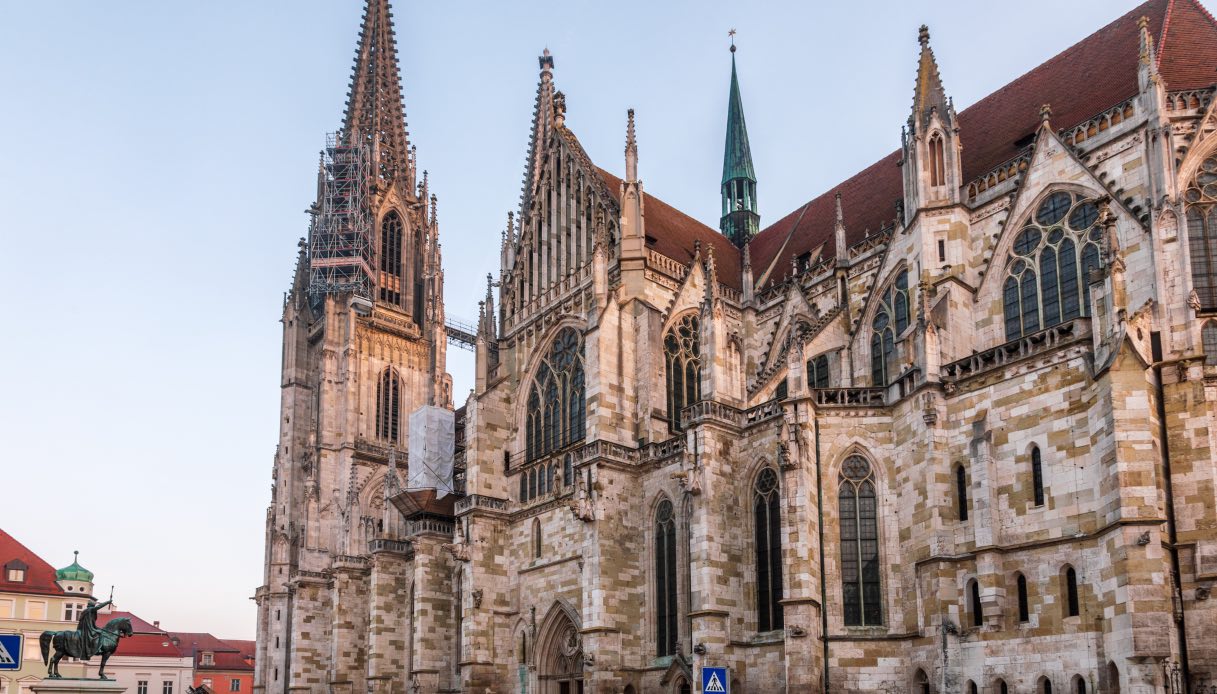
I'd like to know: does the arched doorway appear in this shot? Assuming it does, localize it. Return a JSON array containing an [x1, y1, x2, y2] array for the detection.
[[536, 602, 584, 694]]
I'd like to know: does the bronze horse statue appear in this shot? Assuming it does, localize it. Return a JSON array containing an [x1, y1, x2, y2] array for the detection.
[[40, 616, 132, 679]]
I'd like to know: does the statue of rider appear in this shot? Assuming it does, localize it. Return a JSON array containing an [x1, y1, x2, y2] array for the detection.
[[76, 598, 113, 658]]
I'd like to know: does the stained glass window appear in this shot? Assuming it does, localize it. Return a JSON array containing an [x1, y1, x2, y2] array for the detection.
[[807, 354, 830, 389], [664, 314, 702, 431], [1186, 156, 1217, 310], [1003, 192, 1102, 340], [754, 468, 784, 631], [525, 327, 586, 461], [840, 456, 882, 626], [871, 270, 909, 386], [655, 499, 678, 656]]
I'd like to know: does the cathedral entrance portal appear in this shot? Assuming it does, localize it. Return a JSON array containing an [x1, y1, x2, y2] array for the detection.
[[536, 603, 584, 694]]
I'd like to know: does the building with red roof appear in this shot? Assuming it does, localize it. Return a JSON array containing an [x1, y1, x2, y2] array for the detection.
[[1, 530, 94, 689], [170, 633, 254, 694], [258, 1, 1217, 692]]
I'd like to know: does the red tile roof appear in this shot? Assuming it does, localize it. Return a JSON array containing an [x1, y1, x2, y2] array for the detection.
[[170, 631, 238, 657], [748, 0, 1217, 288], [0, 528, 66, 596], [98, 611, 184, 659], [596, 168, 743, 291], [201, 650, 254, 672]]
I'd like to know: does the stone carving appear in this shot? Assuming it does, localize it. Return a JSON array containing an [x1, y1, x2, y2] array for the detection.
[[471, 589, 483, 609], [441, 542, 471, 562]]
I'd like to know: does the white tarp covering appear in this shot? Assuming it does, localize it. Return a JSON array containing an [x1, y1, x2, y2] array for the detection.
[[407, 405, 455, 497]]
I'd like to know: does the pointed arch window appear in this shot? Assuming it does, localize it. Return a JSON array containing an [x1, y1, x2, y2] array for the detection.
[[375, 367, 401, 442], [654, 499, 678, 657], [1203, 320, 1217, 365], [1031, 445, 1045, 507], [1003, 192, 1102, 340], [532, 518, 542, 559], [1064, 566, 1080, 617], [378, 211, 404, 306], [1186, 155, 1217, 310], [955, 464, 969, 522], [1016, 573, 1030, 622], [664, 314, 702, 431], [840, 456, 882, 626], [754, 468, 784, 632], [807, 353, 830, 389], [412, 228, 425, 322], [928, 133, 946, 188], [525, 327, 586, 461], [968, 579, 983, 627], [871, 270, 909, 386]]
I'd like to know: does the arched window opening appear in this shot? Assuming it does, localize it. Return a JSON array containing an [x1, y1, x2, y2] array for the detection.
[[519, 474, 527, 503], [654, 499, 678, 657], [1203, 320, 1217, 365], [378, 211, 404, 306], [525, 327, 586, 461], [807, 353, 830, 389], [375, 367, 401, 443], [929, 133, 946, 187], [967, 682, 978, 694], [1004, 192, 1101, 340], [563, 453, 574, 487], [754, 468, 784, 631], [956, 465, 969, 522], [914, 669, 930, 694], [968, 579, 983, 628], [996, 679, 1009, 694], [532, 519, 542, 559], [1186, 155, 1217, 310], [664, 314, 702, 431], [1072, 675, 1087, 694], [1039, 676, 1054, 694], [1065, 566, 1080, 617], [1105, 662, 1120, 694], [1031, 445, 1045, 507], [412, 228, 425, 322], [1017, 573, 1030, 623], [840, 456, 882, 626], [871, 270, 909, 386]]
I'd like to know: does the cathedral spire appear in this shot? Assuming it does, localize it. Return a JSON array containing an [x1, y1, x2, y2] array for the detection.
[[342, 0, 413, 189], [910, 25, 953, 132], [720, 32, 759, 247]]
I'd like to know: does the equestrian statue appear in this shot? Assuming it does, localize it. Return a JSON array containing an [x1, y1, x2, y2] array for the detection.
[[40, 597, 132, 679]]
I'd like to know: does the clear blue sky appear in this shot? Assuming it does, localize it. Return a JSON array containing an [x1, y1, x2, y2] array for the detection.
[[0, 0, 1192, 639]]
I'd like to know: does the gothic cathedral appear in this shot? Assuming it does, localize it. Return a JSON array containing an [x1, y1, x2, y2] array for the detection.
[[255, 1, 1217, 692]]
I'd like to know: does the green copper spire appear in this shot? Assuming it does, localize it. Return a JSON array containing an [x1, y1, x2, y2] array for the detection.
[[722, 52, 756, 185], [720, 34, 759, 247]]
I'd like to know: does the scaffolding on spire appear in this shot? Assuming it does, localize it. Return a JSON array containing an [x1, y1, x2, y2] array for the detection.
[[309, 133, 374, 301]]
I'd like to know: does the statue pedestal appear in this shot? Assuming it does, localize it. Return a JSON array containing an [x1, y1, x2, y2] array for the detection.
[[32, 680, 127, 694]]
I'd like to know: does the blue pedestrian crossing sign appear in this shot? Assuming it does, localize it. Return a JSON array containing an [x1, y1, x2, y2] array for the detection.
[[0, 633, 22, 670], [701, 666, 729, 693]]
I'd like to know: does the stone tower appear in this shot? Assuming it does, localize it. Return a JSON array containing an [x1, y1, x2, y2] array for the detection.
[[719, 42, 759, 247], [253, 2, 450, 693]]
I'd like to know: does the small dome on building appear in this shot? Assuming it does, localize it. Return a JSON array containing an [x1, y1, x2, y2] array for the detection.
[[56, 551, 94, 582]]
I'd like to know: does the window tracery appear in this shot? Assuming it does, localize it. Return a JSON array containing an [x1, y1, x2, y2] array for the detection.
[[871, 270, 909, 386], [1003, 191, 1102, 340], [378, 211, 403, 306], [807, 354, 830, 389], [1186, 156, 1217, 310], [664, 314, 702, 431], [525, 327, 586, 461], [654, 499, 678, 656], [839, 456, 882, 626], [754, 467, 784, 632], [375, 367, 401, 442]]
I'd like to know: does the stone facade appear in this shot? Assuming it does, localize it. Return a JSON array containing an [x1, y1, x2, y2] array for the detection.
[[256, 1, 1217, 692]]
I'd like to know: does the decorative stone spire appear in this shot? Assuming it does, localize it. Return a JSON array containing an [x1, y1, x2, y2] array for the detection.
[[342, 0, 413, 189], [1138, 15, 1162, 91], [625, 108, 638, 182], [720, 33, 760, 247], [834, 192, 848, 263], [910, 24, 954, 132]]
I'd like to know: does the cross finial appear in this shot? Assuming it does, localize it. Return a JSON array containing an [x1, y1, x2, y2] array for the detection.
[[728, 28, 737, 53]]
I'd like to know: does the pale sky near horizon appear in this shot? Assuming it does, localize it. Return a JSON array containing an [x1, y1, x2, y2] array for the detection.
[[0, 0, 1206, 639]]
